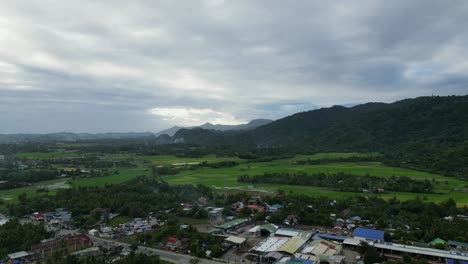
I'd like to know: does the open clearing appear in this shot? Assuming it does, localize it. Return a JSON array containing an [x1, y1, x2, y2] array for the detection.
[[3, 152, 467, 207]]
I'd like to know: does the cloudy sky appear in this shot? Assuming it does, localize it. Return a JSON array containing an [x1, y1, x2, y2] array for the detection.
[[1, 1, 468, 133]]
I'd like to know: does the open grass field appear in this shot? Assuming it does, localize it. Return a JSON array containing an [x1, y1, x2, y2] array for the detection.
[[0, 178, 71, 203], [69, 167, 151, 187], [3, 152, 468, 207], [15, 151, 81, 159], [108, 215, 133, 227]]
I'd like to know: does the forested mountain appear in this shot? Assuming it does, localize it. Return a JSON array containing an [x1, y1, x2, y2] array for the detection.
[[251, 96, 468, 150]]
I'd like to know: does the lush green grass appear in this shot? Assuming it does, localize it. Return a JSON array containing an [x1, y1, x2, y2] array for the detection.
[[3, 152, 467, 207], [295, 152, 381, 160], [177, 217, 209, 225], [70, 167, 150, 187], [15, 151, 81, 159], [162, 157, 468, 206], [0, 178, 71, 202], [0, 167, 150, 205]]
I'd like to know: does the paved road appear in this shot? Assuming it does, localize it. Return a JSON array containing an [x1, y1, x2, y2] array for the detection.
[[91, 236, 224, 264]]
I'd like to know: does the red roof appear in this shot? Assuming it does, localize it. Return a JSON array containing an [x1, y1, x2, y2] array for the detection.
[[32, 213, 44, 219], [167, 237, 178, 243], [247, 205, 264, 209]]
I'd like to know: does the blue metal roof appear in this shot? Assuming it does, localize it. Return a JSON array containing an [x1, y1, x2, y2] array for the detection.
[[447, 259, 468, 264], [287, 258, 314, 264], [352, 227, 384, 240], [317, 234, 347, 242]]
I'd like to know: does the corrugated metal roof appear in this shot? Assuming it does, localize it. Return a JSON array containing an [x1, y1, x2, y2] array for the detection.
[[278, 237, 308, 254], [448, 240, 468, 247], [352, 227, 384, 240], [225, 236, 246, 244], [276, 228, 302, 237], [215, 218, 248, 229], [374, 242, 468, 261], [250, 237, 289, 253]]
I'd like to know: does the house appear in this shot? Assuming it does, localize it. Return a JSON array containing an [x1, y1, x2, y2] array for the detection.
[[352, 227, 385, 243], [248, 224, 279, 237], [349, 216, 362, 223], [198, 196, 209, 205], [181, 202, 193, 211], [231, 201, 244, 212], [165, 237, 181, 251], [224, 236, 247, 248], [207, 207, 224, 225], [267, 204, 283, 213], [247, 204, 265, 213], [31, 212, 45, 223], [88, 229, 99, 236], [31, 234, 92, 259], [260, 224, 279, 237], [448, 240, 468, 252], [284, 214, 299, 225], [275, 228, 303, 238], [7, 251, 33, 263], [215, 218, 249, 233], [0, 214, 9, 226], [300, 238, 342, 259], [428, 238, 446, 247]]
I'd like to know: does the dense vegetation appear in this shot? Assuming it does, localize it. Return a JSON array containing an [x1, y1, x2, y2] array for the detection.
[[6, 177, 213, 226], [42, 252, 170, 264], [258, 193, 468, 243], [0, 169, 58, 189], [0, 219, 52, 258], [238, 172, 434, 193]]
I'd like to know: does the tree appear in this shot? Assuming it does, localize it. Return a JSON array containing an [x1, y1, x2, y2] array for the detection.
[[129, 242, 139, 253]]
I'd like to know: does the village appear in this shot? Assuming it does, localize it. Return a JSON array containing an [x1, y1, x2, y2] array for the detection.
[[2, 194, 468, 264]]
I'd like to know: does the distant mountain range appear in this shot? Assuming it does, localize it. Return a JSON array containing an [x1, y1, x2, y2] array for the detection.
[[154, 119, 273, 136], [0, 119, 273, 144]]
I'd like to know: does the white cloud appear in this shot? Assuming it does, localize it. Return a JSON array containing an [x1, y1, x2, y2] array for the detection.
[[0, 1, 467, 132], [150, 107, 245, 126]]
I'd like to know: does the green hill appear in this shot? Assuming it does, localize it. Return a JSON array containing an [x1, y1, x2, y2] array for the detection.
[[174, 95, 468, 177]]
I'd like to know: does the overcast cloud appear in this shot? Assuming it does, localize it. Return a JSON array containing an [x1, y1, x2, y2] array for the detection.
[[1, 0, 468, 133]]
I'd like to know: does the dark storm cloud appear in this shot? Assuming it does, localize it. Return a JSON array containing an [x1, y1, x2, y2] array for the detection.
[[1, 0, 468, 133]]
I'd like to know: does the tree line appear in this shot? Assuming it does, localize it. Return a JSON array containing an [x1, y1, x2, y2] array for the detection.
[[238, 172, 434, 193]]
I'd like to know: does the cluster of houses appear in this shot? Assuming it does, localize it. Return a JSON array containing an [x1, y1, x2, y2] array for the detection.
[[198, 210, 468, 264], [30, 208, 72, 227], [223, 221, 468, 264], [246, 225, 344, 264], [231, 201, 283, 214], [88, 215, 162, 239]]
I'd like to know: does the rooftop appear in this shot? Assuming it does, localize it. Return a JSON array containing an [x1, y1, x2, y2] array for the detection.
[[285, 257, 314, 264], [352, 227, 384, 241], [225, 236, 247, 245], [276, 228, 302, 237], [215, 218, 248, 229], [374, 242, 468, 262], [448, 240, 468, 248], [8, 251, 31, 259], [251, 237, 289, 253], [260, 223, 279, 233], [278, 237, 309, 254]]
